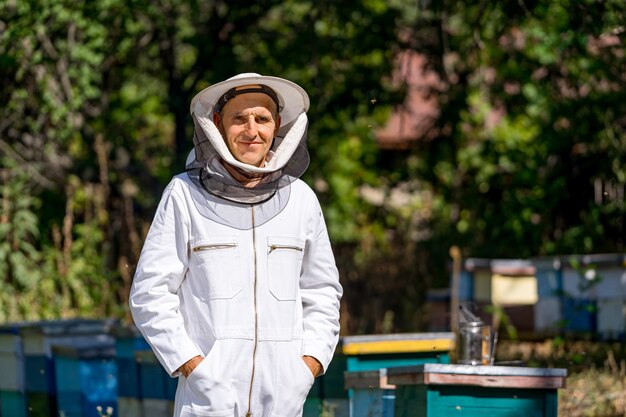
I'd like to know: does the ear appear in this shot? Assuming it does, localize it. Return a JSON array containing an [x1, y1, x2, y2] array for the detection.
[[274, 114, 281, 136], [213, 112, 221, 126]]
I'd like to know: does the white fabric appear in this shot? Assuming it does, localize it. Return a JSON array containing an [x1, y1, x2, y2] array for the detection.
[[191, 73, 310, 127], [129, 174, 342, 417]]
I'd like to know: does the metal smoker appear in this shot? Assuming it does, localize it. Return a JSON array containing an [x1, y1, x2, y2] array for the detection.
[[457, 306, 493, 366]]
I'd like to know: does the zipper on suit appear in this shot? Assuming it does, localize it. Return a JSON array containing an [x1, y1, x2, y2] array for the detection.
[[268, 244, 303, 253], [246, 206, 258, 417], [192, 243, 237, 252]]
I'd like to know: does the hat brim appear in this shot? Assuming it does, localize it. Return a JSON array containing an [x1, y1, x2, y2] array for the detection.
[[190, 74, 310, 126]]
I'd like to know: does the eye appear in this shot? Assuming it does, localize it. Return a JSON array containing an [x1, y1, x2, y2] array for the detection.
[[256, 115, 271, 123]]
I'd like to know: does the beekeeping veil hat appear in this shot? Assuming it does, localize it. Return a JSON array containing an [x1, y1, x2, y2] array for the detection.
[[186, 73, 310, 229]]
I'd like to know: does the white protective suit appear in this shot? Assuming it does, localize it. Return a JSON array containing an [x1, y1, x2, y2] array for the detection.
[[129, 74, 342, 417]]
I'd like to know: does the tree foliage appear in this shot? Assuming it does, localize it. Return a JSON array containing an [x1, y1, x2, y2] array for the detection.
[[0, 0, 624, 333], [397, 0, 626, 293]]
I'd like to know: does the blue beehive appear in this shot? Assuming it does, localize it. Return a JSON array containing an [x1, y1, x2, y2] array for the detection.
[[135, 349, 176, 417], [53, 341, 117, 417], [0, 320, 118, 417], [337, 333, 455, 417], [561, 298, 597, 333], [112, 326, 149, 399], [341, 333, 455, 373], [21, 320, 117, 417], [0, 324, 26, 417], [136, 350, 170, 400], [344, 369, 395, 417], [0, 390, 26, 417], [389, 364, 567, 417], [111, 325, 150, 417], [532, 254, 626, 337]]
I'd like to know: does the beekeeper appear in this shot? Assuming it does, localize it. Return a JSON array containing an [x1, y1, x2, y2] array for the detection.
[[130, 73, 343, 417]]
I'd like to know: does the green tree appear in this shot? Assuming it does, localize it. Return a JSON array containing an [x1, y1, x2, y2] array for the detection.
[[2, 0, 622, 334], [0, 0, 406, 329], [0, 0, 148, 319], [0, 157, 42, 321], [397, 0, 626, 290]]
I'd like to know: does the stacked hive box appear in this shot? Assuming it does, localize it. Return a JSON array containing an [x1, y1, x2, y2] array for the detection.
[[53, 342, 117, 417], [533, 257, 564, 334], [341, 333, 456, 417], [1, 321, 460, 417], [112, 324, 177, 417], [0, 324, 25, 417], [389, 364, 567, 417], [0, 320, 118, 417], [452, 254, 626, 338], [135, 350, 177, 417], [23, 320, 118, 417], [458, 258, 538, 333], [533, 254, 626, 336], [344, 369, 395, 417]]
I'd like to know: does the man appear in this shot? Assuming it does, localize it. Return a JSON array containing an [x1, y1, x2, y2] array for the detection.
[[129, 73, 342, 417]]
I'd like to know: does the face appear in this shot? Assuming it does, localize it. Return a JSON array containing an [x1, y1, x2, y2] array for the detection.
[[213, 91, 281, 167]]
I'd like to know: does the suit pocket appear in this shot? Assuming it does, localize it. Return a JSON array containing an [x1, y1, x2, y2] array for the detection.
[[183, 345, 236, 416], [267, 236, 305, 301], [272, 342, 315, 417], [191, 236, 242, 300]]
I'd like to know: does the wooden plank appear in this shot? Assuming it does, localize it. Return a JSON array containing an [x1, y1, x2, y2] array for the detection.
[[423, 373, 566, 389], [344, 370, 395, 390], [387, 372, 426, 386], [388, 364, 568, 390], [390, 363, 567, 377]]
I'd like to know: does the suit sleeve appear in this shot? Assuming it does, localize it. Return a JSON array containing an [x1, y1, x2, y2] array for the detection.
[[300, 194, 343, 373], [129, 181, 202, 376]]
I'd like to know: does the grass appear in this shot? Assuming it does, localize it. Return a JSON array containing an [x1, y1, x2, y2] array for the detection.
[[496, 339, 626, 417], [561, 367, 626, 417]]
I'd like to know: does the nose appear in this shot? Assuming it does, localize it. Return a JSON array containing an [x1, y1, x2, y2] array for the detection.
[[244, 115, 258, 137]]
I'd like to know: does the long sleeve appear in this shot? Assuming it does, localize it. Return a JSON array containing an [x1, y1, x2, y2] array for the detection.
[[300, 196, 343, 373], [129, 181, 202, 376]]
